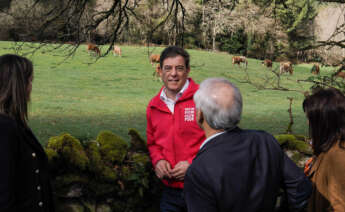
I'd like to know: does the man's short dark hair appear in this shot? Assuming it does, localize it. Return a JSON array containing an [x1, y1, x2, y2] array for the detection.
[[160, 46, 190, 69]]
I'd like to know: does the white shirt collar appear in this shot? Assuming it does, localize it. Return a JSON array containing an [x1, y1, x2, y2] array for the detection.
[[199, 131, 226, 150], [160, 79, 189, 102]]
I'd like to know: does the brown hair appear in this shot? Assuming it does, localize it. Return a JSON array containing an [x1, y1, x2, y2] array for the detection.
[[303, 88, 345, 156], [0, 54, 33, 128], [159, 46, 190, 69]]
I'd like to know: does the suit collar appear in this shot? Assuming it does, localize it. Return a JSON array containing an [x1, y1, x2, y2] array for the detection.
[[196, 127, 242, 157]]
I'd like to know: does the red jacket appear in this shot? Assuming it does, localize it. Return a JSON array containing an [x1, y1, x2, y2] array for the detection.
[[146, 78, 206, 188]]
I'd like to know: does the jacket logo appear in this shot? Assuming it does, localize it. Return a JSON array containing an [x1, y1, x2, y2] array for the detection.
[[184, 108, 195, 122]]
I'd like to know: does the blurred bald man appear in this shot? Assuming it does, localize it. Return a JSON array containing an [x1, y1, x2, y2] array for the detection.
[[184, 78, 312, 212]]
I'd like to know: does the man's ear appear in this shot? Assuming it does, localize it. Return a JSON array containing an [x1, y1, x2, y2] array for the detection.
[[158, 65, 163, 78], [197, 110, 204, 126]]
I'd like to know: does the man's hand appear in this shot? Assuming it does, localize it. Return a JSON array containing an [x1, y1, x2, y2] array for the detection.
[[170, 161, 190, 181], [155, 160, 172, 179]]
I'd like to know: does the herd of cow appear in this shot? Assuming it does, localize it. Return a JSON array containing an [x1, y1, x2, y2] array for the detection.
[[86, 43, 122, 57], [86, 43, 345, 80], [232, 55, 345, 79]]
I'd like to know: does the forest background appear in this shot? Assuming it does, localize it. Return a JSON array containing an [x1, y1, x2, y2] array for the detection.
[[0, 0, 345, 143], [0, 0, 344, 64]]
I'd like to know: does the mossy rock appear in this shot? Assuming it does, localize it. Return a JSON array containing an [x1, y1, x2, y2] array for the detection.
[[85, 141, 103, 173], [55, 202, 85, 212], [85, 141, 118, 182], [96, 131, 129, 164], [45, 148, 59, 169], [128, 128, 147, 152], [86, 180, 118, 196], [47, 133, 89, 170], [121, 166, 131, 179], [54, 174, 89, 187], [46, 148, 59, 161], [53, 174, 89, 197], [274, 134, 312, 155], [294, 134, 308, 142], [130, 153, 150, 167]]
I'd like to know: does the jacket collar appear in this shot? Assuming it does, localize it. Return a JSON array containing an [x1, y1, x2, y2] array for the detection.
[[196, 127, 242, 157], [150, 78, 199, 112]]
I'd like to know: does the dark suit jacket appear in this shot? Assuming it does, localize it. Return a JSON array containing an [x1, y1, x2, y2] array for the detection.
[[0, 114, 54, 212], [184, 128, 312, 212]]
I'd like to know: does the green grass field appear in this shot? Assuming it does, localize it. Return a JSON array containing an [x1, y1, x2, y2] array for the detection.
[[0, 41, 338, 145]]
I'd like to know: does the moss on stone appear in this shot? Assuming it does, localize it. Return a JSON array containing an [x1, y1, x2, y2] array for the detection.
[[85, 141, 103, 173], [85, 178, 118, 197], [54, 174, 89, 189], [274, 134, 312, 155], [294, 134, 307, 141], [121, 166, 131, 179], [128, 128, 147, 152], [96, 130, 129, 164], [85, 141, 118, 182], [45, 148, 58, 162], [45, 148, 59, 171], [131, 153, 150, 166], [291, 152, 304, 164], [289, 139, 312, 155], [47, 133, 89, 170], [274, 134, 296, 146], [101, 166, 118, 182]]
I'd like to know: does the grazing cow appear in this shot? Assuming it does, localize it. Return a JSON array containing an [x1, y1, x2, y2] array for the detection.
[[262, 59, 272, 68], [113, 45, 122, 57], [150, 54, 160, 66], [153, 64, 161, 81], [232, 56, 248, 67], [87, 43, 101, 56], [279, 61, 293, 75], [335, 71, 345, 79], [311, 64, 320, 75]]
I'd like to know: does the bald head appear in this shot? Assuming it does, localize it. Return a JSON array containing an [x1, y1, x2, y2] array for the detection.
[[194, 78, 242, 130]]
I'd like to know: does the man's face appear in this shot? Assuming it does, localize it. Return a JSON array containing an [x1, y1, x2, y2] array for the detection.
[[160, 55, 190, 97]]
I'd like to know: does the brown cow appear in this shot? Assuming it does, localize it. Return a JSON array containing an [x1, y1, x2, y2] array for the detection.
[[150, 54, 160, 66], [262, 59, 272, 68], [335, 71, 345, 79], [279, 61, 293, 75], [87, 43, 101, 56], [311, 64, 320, 75], [153, 64, 161, 81], [232, 56, 248, 67], [113, 45, 122, 57]]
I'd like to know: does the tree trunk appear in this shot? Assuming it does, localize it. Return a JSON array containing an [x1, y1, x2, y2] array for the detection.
[[212, 24, 216, 51]]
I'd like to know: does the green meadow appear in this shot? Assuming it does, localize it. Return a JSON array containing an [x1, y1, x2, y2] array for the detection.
[[0, 41, 337, 145]]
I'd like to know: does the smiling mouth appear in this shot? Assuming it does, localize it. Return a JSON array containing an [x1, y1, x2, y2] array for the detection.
[[168, 79, 179, 82]]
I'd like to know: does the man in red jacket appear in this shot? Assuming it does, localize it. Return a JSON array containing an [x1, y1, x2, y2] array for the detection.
[[146, 46, 205, 212]]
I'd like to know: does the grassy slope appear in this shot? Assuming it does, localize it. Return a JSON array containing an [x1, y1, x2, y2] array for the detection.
[[0, 42, 337, 145]]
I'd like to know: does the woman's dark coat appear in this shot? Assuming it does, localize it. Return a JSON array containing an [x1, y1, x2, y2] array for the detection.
[[0, 114, 54, 212]]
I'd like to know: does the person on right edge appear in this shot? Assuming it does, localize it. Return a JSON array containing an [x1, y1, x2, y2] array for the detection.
[[184, 77, 312, 212], [303, 88, 345, 212]]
